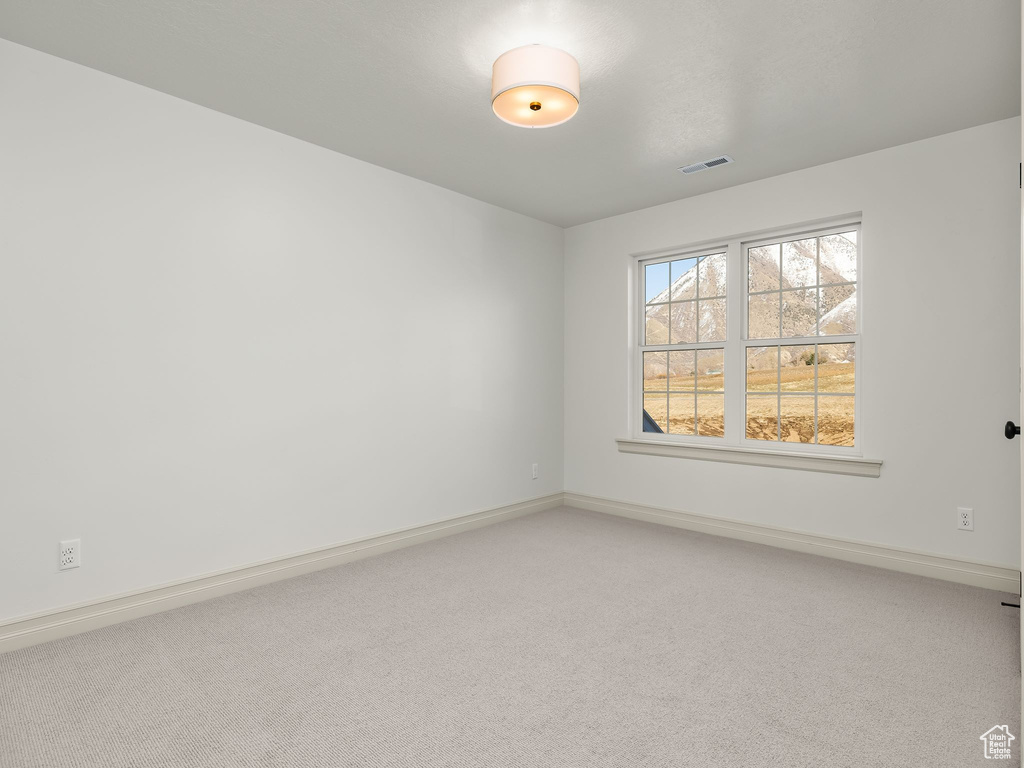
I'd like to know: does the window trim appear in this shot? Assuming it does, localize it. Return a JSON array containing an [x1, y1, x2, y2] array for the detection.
[[626, 216, 881, 475], [615, 437, 882, 477]]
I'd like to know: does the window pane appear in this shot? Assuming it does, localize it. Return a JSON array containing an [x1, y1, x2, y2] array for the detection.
[[668, 350, 695, 391], [748, 292, 780, 339], [697, 394, 725, 437], [698, 253, 727, 298], [645, 303, 670, 345], [645, 261, 670, 304], [780, 396, 815, 443], [780, 345, 815, 392], [781, 288, 817, 337], [746, 346, 778, 392], [781, 238, 817, 289], [696, 349, 725, 392], [668, 392, 695, 435], [670, 258, 698, 301], [819, 284, 856, 335], [819, 231, 857, 284], [643, 393, 667, 433], [643, 351, 668, 391], [746, 394, 778, 441], [818, 396, 855, 446], [698, 297, 727, 342], [818, 343, 855, 393], [748, 244, 780, 293], [670, 300, 697, 344]]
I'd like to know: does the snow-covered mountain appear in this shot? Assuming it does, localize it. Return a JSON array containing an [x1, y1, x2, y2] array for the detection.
[[817, 292, 856, 337], [644, 233, 856, 349], [644, 253, 728, 345], [647, 252, 728, 306]]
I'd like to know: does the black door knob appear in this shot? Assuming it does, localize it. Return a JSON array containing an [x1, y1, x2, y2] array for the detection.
[[1006, 421, 1020, 439]]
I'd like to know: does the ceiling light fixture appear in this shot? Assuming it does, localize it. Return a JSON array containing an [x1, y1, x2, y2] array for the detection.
[[491, 44, 580, 129]]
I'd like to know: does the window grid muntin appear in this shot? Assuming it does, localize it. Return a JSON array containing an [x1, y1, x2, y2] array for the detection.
[[746, 230, 858, 340], [642, 348, 726, 437], [748, 279, 856, 297], [743, 339, 856, 446]]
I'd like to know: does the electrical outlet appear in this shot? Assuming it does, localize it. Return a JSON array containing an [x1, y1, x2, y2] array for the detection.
[[59, 539, 81, 570], [532, 463, 539, 480], [956, 508, 974, 531]]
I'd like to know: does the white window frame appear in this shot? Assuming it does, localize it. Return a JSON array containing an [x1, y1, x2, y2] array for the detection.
[[624, 217, 881, 477]]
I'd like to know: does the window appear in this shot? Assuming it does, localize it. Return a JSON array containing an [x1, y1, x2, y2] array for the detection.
[[642, 250, 727, 436], [745, 229, 858, 446], [637, 223, 860, 453]]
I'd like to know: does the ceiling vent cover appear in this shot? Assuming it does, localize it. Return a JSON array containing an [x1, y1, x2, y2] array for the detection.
[[677, 155, 734, 174]]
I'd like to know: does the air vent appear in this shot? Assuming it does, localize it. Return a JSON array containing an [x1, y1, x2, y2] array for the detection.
[[677, 155, 734, 174]]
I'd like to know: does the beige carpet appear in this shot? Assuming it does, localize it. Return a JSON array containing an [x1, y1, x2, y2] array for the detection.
[[0, 507, 1019, 767]]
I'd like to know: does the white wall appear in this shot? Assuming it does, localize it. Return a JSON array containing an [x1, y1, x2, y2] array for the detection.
[[564, 118, 1022, 568], [0, 39, 564, 621]]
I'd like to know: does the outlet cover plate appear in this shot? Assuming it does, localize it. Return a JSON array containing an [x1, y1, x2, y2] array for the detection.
[[59, 539, 81, 570], [956, 507, 974, 531]]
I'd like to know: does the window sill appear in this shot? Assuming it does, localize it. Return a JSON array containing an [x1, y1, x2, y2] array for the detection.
[[616, 438, 882, 477]]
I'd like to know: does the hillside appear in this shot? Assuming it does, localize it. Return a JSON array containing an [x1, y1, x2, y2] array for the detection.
[[645, 233, 856, 353]]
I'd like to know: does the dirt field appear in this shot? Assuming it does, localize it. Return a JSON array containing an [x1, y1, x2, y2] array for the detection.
[[746, 360, 854, 393], [643, 393, 724, 437], [745, 395, 854, 445], [644, 394, 853, 445], [643, 359, 854, 445]]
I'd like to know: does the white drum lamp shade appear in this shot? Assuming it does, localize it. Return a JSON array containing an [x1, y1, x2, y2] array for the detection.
[[491, 44, 580, 128]]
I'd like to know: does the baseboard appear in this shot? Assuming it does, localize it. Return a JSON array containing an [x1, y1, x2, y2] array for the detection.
[[564, 492, 1020, 594], [0, 493, 563, 655], [5, 490, 1016, 654]]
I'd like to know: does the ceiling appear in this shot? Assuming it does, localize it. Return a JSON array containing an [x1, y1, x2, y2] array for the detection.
[[0, 0, 1019, 227]]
